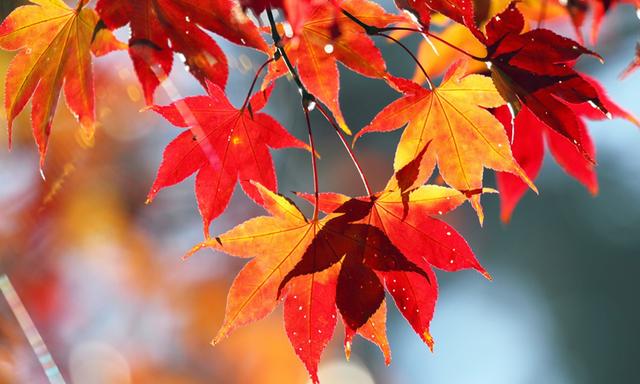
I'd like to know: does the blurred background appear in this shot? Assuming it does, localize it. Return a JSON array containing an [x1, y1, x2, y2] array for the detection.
[[1, 1, 639, 383]]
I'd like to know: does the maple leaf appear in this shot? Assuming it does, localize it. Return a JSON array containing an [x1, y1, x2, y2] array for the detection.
[[355, 61, 535, 221], [495, 75, 640, 221], [264, 0, 405, 133], [0, 0, 102, 165], [482, 2, 610, 158], [146, 81, 308, 235], [294, 155, 491, 351], [293, 190, 445, 349], [96, 0, 268, 104]]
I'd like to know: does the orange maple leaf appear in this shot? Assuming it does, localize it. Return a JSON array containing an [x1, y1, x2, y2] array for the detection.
[[355, 61, 536, 221], [0, 0, 104, 165]]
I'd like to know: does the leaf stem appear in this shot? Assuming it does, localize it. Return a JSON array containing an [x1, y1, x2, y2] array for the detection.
[[316, 103, 372, 197], [266, 7, 313, 101], [341, 8, 486, 83], [303, 105, 320, 220], [240, 57, 275, 111], [376, 32, 434, 90], [342, 9, 487, 62], [341, 8, 379, 35], [379, 26, 487, 62]]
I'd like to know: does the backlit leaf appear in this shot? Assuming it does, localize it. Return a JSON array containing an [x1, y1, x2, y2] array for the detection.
[[0, 0, 99, 164], [147, 82, 308, 235], [356, 61, 535, 221]]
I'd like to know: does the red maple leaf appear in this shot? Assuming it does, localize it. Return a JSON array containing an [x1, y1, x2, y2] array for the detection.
[[277, 198, 431, 331], [292, 152, 491, 351], [483, 2, 609, 158], [147, 82, 308, 235], [355, 62, 535, 222], [495, 75, 640, 221]]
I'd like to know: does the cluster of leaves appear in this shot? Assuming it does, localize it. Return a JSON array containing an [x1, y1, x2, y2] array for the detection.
[[1, 0, 639, 382]]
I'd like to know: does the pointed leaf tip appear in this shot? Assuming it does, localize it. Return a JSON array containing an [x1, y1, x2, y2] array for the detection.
[[211, 328, 228, 346], [500, 210, 513, 224], [341, 123, 353, 136], [345, 340, 352, 361], [422, 331, 434, 352]]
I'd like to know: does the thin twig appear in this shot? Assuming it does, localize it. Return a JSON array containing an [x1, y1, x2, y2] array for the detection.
[[341, 8, 485, 81], [240, 57, 275, 111], [316, 103, 372, 197], [266, 7, 312, 100], [376, 32, 434, 90], [379, 26, 487, 62]]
